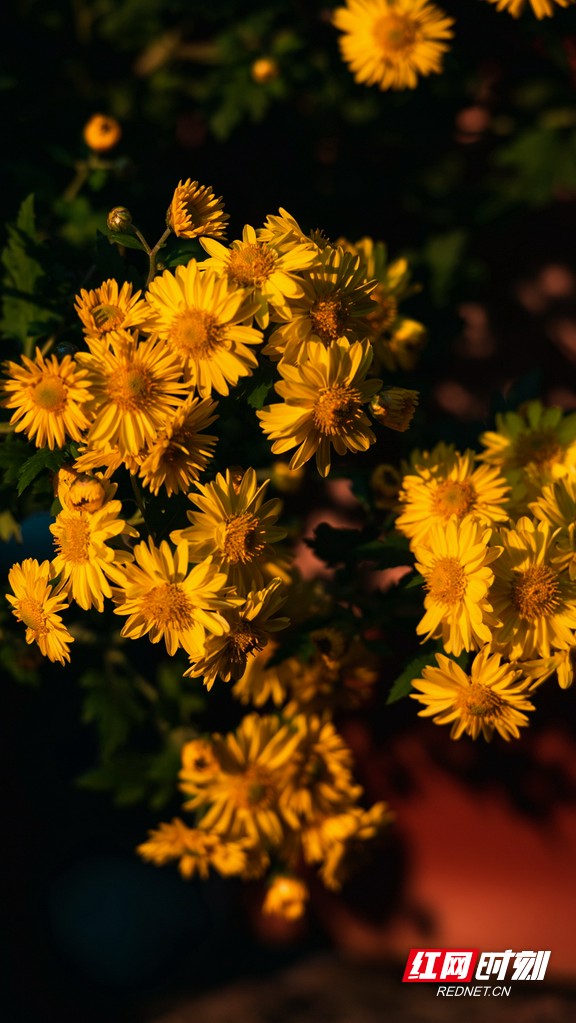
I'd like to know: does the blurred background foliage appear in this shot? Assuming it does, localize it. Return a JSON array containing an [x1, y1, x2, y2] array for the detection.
[[3, 1, 576, 1020]]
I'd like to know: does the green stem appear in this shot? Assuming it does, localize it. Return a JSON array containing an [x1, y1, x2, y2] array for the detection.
[[130, 474, 154, 540], [146, 227, 172, 286]]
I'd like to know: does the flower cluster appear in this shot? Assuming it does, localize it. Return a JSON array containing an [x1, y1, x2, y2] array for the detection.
[[393, 400, 576, 741], [2, 182, 417, 915]]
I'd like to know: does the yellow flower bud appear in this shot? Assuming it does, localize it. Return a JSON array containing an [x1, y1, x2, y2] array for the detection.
[[83, 114, 122, 153], [370, 388, 419, 432], [262, 876, 309, 920], [67, 474, 107, 513], [107, 206, 133, 233], [251, 57, 280, 84]]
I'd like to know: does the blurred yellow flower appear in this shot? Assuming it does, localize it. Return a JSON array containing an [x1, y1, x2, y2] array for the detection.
[[262, 876, 309, 920], [333, 0, 454, 92], [83, 113, 121, 152], [487, 0, 574, 16]]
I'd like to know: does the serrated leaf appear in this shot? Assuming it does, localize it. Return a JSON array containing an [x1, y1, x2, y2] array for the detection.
[[386, 649, 440, 705], [246, 378, 274, 410], [0, 195, 60, 346], [0, 435, 33, 486], [17, 447, 68, 496], [80, 664, 147, 759]]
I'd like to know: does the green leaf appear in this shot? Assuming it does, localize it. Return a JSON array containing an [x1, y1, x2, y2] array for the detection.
[[80, 663, 147, 760], [0, 435, 33, 486], [246, 377, 274, 410], [106, 229, 147, 251], [0, 195, 60, 347], [386, 649, 439, 705], [17, 446, 69, 496]]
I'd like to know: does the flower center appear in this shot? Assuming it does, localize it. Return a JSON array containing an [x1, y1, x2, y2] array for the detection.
[[513, 429, 562, 469], [367, 289, 398, 333], [227, 243, 277, 288], [140, 582, 195, 629], [313, 386, 362, 435], [309, 297, 348, 344], [461, 682, 503, 718], [32, 376, 67, 413], [171, 309, 226, 360], [433, 480, 477, 520], [511, 564, 561, 620], [426, 556, 467, 605], [222, 513, 266, 564], [17, 596, 47, 633], [106, 364, 153, 411], [373, 14, 417, 55], [233, 765, 276, 810], [92, 303, 124, 332], [56, 516, 91, 563]]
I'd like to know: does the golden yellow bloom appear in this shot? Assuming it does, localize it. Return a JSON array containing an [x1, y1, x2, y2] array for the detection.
[[75, 279, 151, 341], [478, 401, 576, 509], [370, 387, 419, 432], [487, 0, 574, 17], [490, 517, 576, 660], [167, 180, 229, 240], [303, 802, 392, 891], [55, 466, 113, 514], [333, 0, 454, 92], [83, 113, 121, 152], [77, 330, 187, 455], [265, 246, 376, 362], [50, 498, 136, 612], [144, 260, 262, 394], [262, 876, 309, 920], [180, 739, 221, 793], [171, 468, 286, 594], [414, 518, 501, 656], [258, 337, 381, 477], [396, 448, 510, 546], [258, 207, 318, 255], [2, 349, 92, 449], [280, 715, 362, 828], [184, 579, 289, 689], [411, 647, 535, 741], [200, 224, 318, 328], [520, 649, 576, 690], [6, 558, 74, 665], [137, 397, 218, 497], [232, 640, 292, 707], [187, 713, 301, 846], [384, 318, 427, 373], [137, 818, 247, 879], [112, 539, 239, 658], [530, 476, 576, 579]]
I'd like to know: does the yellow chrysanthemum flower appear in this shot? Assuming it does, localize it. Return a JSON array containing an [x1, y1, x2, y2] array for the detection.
[[258, 337, 381, 477], [285, 631, 379, 714], [333, 0, 454, 92], [232, 640, 293, 707], [411, 647, 535, 741], [414, 518, 501, 656], [200, 224, 319, 328], [2, 349, 92, 449], [339, 237, 426, 371], [478, 401, 576, 509], [184, 578, 289, 689], [171, 468, 287, 594], [258, 208, 319, 255], [137, 818, 248, 879], [6, 558, 74, 664], [279, 715, 362, 829], [490, 517, 576, 660], [74, 279, 151, 342], [396, 448, 510, 545], [262, 876, 309, 920], [144, 260, 262, 394], [50, 498, 137, 612], [264, 246, 376, 362], [302, 802, 392, 891], [167, 179, 229, 240], [487, 0, 574, 17], [186, 713, 302, 846], [112, 539, 239, 658], [180, 738, 221, 793], [530, 476, 576, 579], [77, 330, 187, 455], [520, 649, 576, 690], [137, 397, 218, 497]]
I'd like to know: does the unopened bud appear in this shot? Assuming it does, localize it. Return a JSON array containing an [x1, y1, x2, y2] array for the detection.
[[68, 474, 107, 513], [251, 57, 280, 84], [107, 206, 133, 233], [370, 388, 419, 432]]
